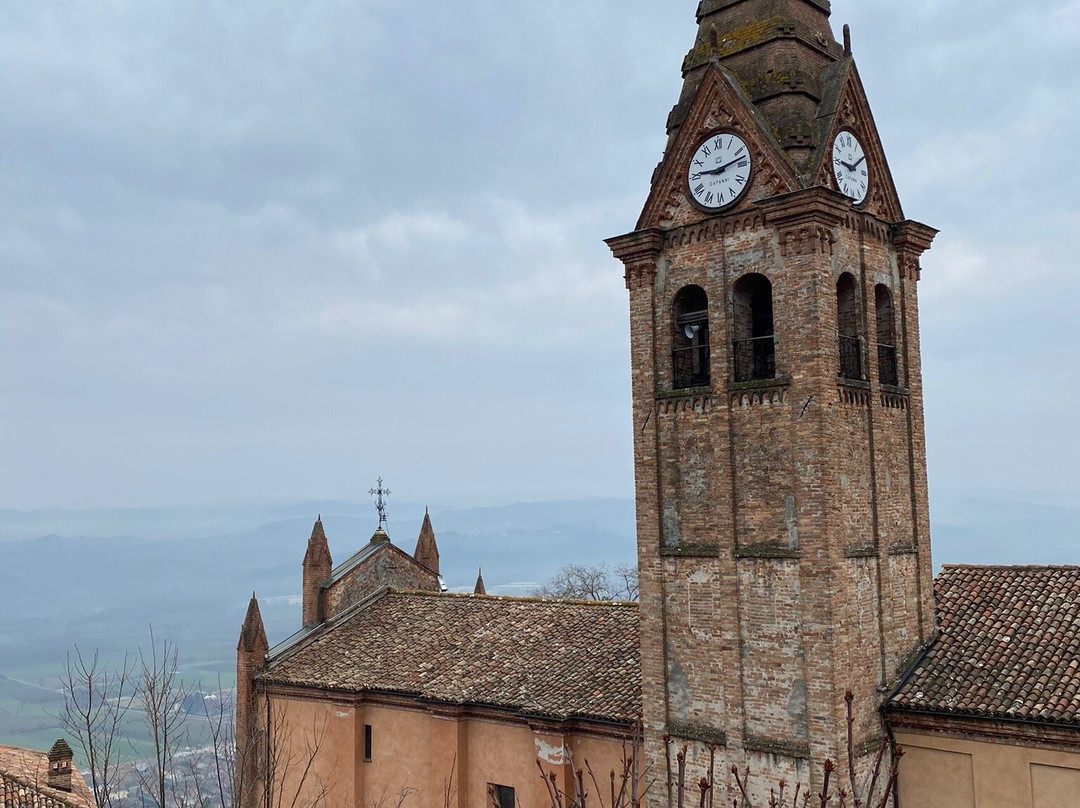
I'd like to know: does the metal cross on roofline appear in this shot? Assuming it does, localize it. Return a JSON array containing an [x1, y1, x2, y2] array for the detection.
[[369, 478, 390, 528]]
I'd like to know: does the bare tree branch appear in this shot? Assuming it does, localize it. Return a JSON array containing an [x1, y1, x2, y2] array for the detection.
[[57, 646, 136, 808], [536, 564, 639, 602]]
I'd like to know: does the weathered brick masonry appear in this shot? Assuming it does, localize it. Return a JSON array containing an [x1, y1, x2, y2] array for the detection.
[[607, 0, 937, 800]]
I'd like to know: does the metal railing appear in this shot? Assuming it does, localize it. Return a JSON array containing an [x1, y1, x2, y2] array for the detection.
[[839, 335, 862, 381], [878, 344, 899, 386], [673, 344, 711, 389], [733, 336, 775, 382]]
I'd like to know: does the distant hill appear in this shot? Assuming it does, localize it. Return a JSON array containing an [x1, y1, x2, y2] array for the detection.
[[2, 490, 1079, 749]]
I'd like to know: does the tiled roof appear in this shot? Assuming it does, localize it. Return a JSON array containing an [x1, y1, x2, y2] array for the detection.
[[259, 590, 640, 724], [0, 746, 96, 808], [890, 565, 1080, 725]]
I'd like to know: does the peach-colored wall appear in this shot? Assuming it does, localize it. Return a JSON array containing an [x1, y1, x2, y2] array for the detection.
[[363, 705, 432, 805], [265, 693, 633, 808], [266, 697, 356, 808], [895, 730, 1080, 808]]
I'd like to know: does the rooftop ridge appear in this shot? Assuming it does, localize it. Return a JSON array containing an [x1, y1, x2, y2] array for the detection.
[[383, 588, 641, 609], [941, 563, 1080, 571]]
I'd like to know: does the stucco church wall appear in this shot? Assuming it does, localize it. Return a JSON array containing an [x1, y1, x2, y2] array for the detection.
[[263, 692, 631, 808], [894, 730, 1080, 808], [265, 695, 357, 808]]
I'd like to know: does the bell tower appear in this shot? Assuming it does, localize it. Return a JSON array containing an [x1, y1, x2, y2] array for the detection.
[[606, 0, 937, 799]]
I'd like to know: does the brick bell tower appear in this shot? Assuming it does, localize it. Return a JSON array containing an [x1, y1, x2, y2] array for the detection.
[[606, 0, 937, 800]]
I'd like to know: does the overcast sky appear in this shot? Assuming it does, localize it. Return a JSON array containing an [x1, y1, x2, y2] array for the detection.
[[1, 0, 1078, 511]]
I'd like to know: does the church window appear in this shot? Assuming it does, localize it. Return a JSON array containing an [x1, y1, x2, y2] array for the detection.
[[837, 273, 862, 380], [875, 285, 899, 386], [732, 273, 775, 382], [489, 784, 515, 808], [364, 724, 372, 761], [672, 285, 711, 389]]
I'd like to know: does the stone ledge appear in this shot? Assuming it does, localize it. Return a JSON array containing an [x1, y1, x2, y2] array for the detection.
[[667, 721, 728, 747], [735, 544, 801, 559], [837, 377, 870, 390], [844, 543, 877, 558], [729, 376, 791, 393], [658, 386, 713, 400], [888, 543, 918, 556], [744, 735, 811, 760], [661, 544, 721, 558]]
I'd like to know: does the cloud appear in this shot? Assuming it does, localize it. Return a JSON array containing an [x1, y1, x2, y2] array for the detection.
[[1, 0, 1078, 507]]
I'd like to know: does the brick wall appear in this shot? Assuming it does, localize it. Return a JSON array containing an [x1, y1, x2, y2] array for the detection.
[[614, 201, 933, 803], [323, 547, 440, 620]]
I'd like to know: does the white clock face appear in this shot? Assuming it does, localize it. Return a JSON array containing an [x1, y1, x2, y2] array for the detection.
[[687, 133, 752, 210], [832, 131, 869, 205]]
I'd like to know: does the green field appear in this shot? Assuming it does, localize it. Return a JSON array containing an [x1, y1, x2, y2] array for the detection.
[[0, 652, 236, 768]]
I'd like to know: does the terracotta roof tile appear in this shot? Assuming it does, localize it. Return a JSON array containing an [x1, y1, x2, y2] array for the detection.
[[0, 746, 96, 808], [890, 565, 1080, 726], [259, 590, 641, 724]]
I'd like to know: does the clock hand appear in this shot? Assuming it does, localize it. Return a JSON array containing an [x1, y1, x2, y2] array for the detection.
[[714, 156, 746, 174], [698, 167, 726, 176], [852, 156, 867, 169], [839, 160, 857, 172]]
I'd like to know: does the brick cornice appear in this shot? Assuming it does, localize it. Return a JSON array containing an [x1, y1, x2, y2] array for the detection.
[[886, 708, 1080, 754], [755, 187, 851, 257], [605, 229, 664, 290], [756, 186, 851, 228], [258, 682, 636, 740], [890, 219, 938, 281]]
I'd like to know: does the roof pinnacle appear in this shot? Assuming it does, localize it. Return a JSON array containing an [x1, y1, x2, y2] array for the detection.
[[414, 509, 440, 575]]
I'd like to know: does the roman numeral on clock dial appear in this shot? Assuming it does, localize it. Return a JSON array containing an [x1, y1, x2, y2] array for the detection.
[[687, 132, 753, 210], [831, 130, 870, 206]]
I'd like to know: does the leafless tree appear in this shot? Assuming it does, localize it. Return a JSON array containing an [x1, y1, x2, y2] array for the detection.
[[58, 646, 137, 808], [135, 628, 194, 808], [537, 564, 639, 602], [233, 700, 345, 808], [540, 698, 902, 808], [613, 565, 639, 602], [362, 786, 416, 808], [186, 681, 235, 808], [536, 723, 651, 808]]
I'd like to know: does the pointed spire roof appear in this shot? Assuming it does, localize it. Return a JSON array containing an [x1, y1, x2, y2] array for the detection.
[[304, 516, 332, 568], [413, 507, 440, 575], [474, 567, 486, 596], [670, 0, 844, 169], [237, 592, 269, 654]]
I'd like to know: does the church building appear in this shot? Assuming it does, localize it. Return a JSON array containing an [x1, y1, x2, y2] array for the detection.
[[235, 2, 1080, 806]]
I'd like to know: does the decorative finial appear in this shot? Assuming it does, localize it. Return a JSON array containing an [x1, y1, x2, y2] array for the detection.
[[843, 24, 852, 57], [369, 477, 391, 528]]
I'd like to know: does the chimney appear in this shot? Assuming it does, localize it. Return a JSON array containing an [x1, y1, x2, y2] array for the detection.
[[47, 739, 73, 792], [302, 517, 333, 627]]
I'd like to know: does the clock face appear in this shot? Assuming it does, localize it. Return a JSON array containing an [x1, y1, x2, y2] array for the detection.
[[832, 131, 869, 205], [687, 133, 752, 210]]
